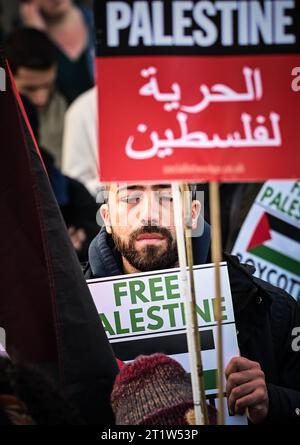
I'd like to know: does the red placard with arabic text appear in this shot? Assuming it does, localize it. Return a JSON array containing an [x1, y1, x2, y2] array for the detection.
[[95, 1, 300, 182]]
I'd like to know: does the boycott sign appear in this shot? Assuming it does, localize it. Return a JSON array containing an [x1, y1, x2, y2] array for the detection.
[[88, 263, 246, 424], [95, 0, 300, 182], [232, 180, 300, 301]]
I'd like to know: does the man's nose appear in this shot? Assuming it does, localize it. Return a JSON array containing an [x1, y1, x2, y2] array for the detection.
[[139, 193, 159, 226]]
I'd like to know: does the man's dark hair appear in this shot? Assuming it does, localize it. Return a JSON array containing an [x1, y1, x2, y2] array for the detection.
[[4, 28, 57, 74], [101, 183, 197, 205]]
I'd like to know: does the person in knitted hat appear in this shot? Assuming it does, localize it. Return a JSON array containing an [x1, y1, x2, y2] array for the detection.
[[111, 353, 216, 425]]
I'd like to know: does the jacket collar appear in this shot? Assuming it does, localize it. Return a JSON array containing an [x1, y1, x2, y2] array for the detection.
[[89, 218, 211, 278]]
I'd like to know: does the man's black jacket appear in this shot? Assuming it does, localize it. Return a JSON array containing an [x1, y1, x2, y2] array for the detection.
[[85, 228, 300, 424]]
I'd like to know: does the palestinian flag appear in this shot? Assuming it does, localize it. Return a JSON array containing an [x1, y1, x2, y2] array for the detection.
[[247, 212, 300, 276], [111, 327, 218, 390], [0, 48, 118, 424]]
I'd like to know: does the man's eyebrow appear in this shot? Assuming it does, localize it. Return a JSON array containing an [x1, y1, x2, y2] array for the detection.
[[117, 184, 172, 193]]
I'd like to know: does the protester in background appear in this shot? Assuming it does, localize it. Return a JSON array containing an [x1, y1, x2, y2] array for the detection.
[[62, 86, 99, 197], [22, 94, 99, 262], [0, 2, 4, 42], [5, 28, 67, 168], [85, 183, 300, 424], [0, 357, 84, 425], [20, 0, 95, 104]]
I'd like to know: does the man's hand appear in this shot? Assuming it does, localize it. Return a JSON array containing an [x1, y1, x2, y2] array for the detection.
[[68, 226, 86, 251], [225, 356, 269, 424]]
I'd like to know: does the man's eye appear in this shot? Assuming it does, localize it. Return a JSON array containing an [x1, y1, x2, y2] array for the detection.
[[24, 86, 39, 92]]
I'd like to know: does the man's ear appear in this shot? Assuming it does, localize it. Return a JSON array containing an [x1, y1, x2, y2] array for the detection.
[[100, 204, 112, 234], [191, 200, 201, 230]]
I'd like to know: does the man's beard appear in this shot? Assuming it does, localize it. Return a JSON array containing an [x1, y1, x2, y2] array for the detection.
[[111, 226, 178, 272]]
